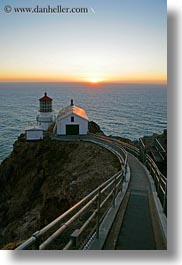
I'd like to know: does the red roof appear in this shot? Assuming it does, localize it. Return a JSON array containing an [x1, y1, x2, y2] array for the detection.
[[39, 92, 52, 101]]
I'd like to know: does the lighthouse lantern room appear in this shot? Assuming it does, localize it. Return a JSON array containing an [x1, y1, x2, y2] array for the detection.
[[36, 92, 54, 131]]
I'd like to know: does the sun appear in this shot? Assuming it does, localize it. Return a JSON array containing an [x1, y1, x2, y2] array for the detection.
[[87, 77, 102, 84]]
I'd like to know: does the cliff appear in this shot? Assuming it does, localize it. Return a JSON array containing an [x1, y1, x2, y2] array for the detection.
[[0, 134, 120, 249]]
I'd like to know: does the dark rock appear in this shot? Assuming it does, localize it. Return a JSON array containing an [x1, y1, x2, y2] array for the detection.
[[88, 121, 104, 134], [0, 135, 120, 248]]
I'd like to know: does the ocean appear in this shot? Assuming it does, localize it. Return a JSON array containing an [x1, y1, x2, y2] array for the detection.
[[0, 82, 167, 163]]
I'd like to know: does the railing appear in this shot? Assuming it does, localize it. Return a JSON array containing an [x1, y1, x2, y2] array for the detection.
[[16, 137, 128, 250], [154, 139, 166, 160], [89, 134, 167, 215], [86, 135, 128, 172], [16, 133, 166, 250], [89, 134, 139, 157], [146, 154, 167, 215], [101, 136, 167, 216]]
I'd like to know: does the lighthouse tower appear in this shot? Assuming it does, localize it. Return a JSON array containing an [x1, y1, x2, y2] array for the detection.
[[36, 92, 54, 131]]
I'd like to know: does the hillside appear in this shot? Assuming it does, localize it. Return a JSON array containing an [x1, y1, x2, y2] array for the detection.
[[0, 134, 120, 249]]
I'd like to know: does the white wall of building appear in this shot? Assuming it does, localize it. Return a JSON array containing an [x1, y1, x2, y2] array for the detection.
[[38, 122, 50, 131], [26, 130, 43, 140], [37, 112, 54, 131], [57, 114, 88, 135]]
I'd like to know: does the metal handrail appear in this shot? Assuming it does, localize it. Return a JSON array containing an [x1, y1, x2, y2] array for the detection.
[[89, 134, 167, 212], [154, 139, 166, 153], [110, 137, 167, 215], [16, 136, 127, 250], [89, 134, 166, 213], [16, 133, 167, 250], [87, 134, 167, 215]]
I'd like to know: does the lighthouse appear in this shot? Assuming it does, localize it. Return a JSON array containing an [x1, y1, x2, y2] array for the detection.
[[36, 92, 54, 130]]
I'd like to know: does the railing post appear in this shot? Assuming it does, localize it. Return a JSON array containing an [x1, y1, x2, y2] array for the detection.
[[147, 159, 154, 177], [163, 183, 167, 213], [112, 176, 117, 208], [120, 172, 123, 192], [70, 229, 80, 248], [32, 231, 40, 250], [96, 188, 101, 239], [157, 173, 161, 194], [123, 162, 127, 182], [149, 162, 152, 175]]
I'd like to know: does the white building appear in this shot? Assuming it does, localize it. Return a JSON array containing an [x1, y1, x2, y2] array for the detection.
[[25, 127, 43, 141], [56, 100, 89, 135], [36, 92, 54, 131]]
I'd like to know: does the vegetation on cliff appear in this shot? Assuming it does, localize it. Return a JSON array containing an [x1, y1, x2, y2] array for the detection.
[[0, 134, 120, 249]]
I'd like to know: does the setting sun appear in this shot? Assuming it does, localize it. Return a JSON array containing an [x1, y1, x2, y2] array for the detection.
[[87, 77, 102, 84], [0, 0, 166, 84]]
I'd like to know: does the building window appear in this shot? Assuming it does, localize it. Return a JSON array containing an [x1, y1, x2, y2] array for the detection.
[[40, 101, 52, 112], [71, 116, 74, 122]]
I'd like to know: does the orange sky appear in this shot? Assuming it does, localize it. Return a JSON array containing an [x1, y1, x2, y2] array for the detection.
[[0, 71, 167, 84], [0, 0, 166, 85]]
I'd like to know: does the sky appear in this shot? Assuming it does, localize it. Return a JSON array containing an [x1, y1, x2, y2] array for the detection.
[[0, 0, 167, 84]]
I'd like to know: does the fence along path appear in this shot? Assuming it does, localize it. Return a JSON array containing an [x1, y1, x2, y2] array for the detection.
[[103, 153, 166, 250], [16, 134, 167, 250], [87, 135, 166, 250], [16, 136, 128, 250]]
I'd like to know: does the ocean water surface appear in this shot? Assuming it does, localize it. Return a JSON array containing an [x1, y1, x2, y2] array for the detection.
[[0, 82, 167, 163]]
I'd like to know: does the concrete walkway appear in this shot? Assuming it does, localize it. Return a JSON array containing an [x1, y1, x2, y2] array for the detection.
[[103, 154, 166, 250]]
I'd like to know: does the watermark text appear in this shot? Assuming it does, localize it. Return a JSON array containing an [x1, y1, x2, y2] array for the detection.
[[4, 5, 95, 14]]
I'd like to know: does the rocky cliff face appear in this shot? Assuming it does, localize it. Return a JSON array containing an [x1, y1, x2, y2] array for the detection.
[[0, 134, 120, 249]]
